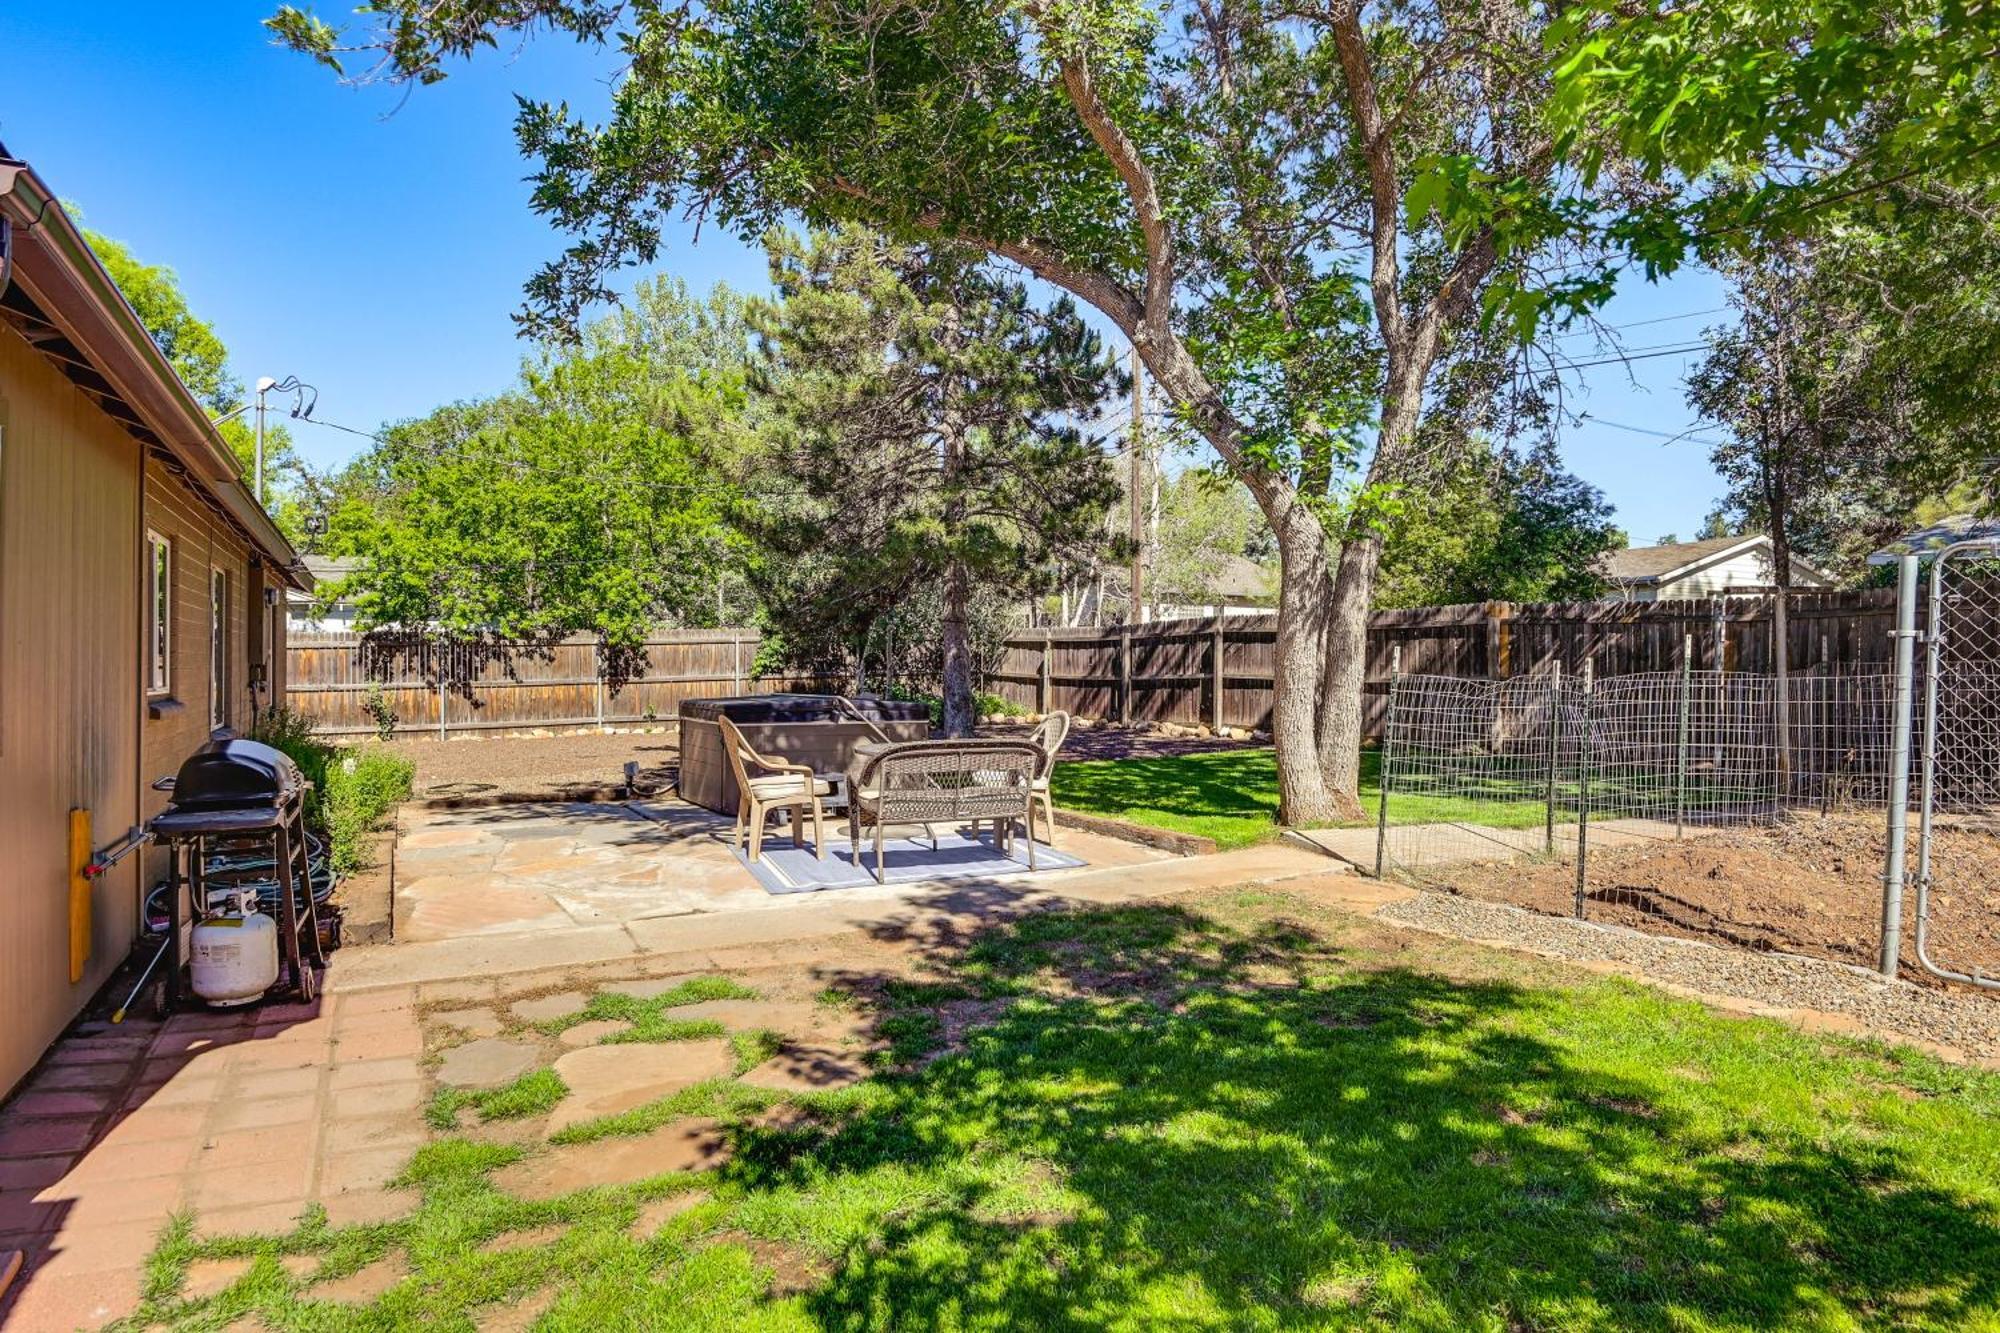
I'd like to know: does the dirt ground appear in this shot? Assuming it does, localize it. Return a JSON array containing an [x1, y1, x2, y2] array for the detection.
[[384, 729, 684, 800], [380, 721, 1261, 802], [1430, 809, 2000, 992]]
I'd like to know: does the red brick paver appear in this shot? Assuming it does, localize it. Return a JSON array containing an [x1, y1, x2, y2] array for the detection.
[[0, 988, 426, 1330]]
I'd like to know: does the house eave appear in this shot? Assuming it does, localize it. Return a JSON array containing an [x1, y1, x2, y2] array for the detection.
[[0, 158, 308, 590]]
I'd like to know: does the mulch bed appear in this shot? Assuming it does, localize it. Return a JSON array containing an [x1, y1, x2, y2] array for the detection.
[[1428, 809, 2000, 993]]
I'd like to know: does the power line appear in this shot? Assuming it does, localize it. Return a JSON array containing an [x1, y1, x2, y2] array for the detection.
[[1577, 413, 1724, 444]]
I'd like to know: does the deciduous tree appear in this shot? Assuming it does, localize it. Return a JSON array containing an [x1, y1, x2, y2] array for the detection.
[[271, 0, 1620, 821]]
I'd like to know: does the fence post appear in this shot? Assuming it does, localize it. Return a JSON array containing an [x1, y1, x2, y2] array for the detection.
[[1374, 644, 1401, 878], [1573, 658, 1594, 919], [730, 632, 743, 696], [436, 635, 448, 740], [1675, 633, 1692, 839], [1543, 660, 1563, 855], [1039, 634, 1052, 715], [595, 635, 607, 733], [1210, 621, 1226, 733], [1879, 552, 1919, 979], [1118, 626, 1133, 726]]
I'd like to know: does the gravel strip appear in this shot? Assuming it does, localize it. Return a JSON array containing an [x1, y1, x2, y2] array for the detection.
[[1377, 890, 2000, 1060]]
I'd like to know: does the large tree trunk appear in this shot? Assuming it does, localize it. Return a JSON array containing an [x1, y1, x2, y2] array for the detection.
[[940, 560, 975, 737], [1315, 534, 1381, 820]]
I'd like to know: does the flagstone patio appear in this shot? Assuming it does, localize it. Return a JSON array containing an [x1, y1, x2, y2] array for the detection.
[[393, 798, 1168, 943], [0, 792, 1360, 1328]]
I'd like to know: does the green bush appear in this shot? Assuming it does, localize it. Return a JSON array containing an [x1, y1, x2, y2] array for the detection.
[[247, 710, 412, 875], [248, 707, 335, 819], [322, 749, 415, 874]]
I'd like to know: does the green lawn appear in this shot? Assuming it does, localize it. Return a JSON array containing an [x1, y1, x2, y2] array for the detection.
[[1051, 748, 1555, 850], [121, 894, 2000, 1330]]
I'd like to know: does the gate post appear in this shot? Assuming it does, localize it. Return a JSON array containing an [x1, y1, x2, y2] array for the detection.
[[1879, 553, 1919, 979], [1543, 660, 1564, 855], [1373, 645, 1401, 878], [1573, 658, 1594, 919], [1674, 634, 1692, 839]]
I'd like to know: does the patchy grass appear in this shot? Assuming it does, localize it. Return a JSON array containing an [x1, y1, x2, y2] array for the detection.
[[730, 1028, 784, 1073], [125, 894, 2000, 1330], [537, 976, 759, 1045], [427, 1068, 568, 1130], [1051, 747, 1562, 848]]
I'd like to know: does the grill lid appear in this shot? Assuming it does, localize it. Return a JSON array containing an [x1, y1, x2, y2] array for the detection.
[[166, 737, 303, 811]]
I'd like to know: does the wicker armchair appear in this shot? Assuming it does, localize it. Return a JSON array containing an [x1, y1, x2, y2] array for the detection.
[[718, 715, 831, 863], [1023, 711, 1071, 848], [846, 739, 1042, 882]]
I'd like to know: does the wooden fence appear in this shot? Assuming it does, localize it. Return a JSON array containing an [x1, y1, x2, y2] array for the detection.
[[987, 589, 1902, 739], [287, 590, 1907, 741], [285, 629, 831, 738]]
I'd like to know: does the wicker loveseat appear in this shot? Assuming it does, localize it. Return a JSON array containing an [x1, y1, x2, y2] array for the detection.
[[845, 739, 1043, 882]]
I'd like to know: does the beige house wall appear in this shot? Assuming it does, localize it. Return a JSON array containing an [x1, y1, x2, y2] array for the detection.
[[0, 322, 144, 1098]]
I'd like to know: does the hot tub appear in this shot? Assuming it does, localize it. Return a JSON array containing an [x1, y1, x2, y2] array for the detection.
[[677, 694, 932, 815]]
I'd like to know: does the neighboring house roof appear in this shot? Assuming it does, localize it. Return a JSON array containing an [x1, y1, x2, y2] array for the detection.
[[1865, 514, 2000, 566], [1168, 552, 1276, 604], [287, 556, 364, 602], [1601, 534, 1829, 590], [0, 148, 309, 590]]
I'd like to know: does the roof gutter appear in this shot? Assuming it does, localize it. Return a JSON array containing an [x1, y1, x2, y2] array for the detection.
[[0, 155, 309, 590]]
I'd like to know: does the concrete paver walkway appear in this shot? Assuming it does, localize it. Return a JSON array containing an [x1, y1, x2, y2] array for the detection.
[[0, 989, 427, 1330]]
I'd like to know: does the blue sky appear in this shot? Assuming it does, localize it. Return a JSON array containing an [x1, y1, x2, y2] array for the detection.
[[2, 2, 1729, 545]]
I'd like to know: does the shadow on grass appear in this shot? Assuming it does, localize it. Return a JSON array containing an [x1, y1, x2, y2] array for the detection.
[[725, 903, 2000, 1329]]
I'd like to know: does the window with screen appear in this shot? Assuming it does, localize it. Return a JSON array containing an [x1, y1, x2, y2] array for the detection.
[[148, 532, 171, 694]]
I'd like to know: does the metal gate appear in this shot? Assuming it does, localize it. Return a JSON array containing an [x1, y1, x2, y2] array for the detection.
[[1914, 540, 2000, 988]]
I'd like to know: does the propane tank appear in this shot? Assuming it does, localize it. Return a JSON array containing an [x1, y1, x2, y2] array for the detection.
[[190, 890, 279, 1006]]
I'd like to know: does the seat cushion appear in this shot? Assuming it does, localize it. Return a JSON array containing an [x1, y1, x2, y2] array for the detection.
[[745, 775, 832, 802]]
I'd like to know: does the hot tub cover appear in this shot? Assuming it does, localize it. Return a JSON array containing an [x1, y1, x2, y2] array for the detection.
[[678, 694, 930, 725]]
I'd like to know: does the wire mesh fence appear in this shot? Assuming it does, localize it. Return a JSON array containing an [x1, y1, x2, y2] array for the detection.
[[1377, 664, 1903, 932], [1913, 545, 2000, 988]]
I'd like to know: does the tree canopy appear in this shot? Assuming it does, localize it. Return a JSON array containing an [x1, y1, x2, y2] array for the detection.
[[319, 279, 751, 661]]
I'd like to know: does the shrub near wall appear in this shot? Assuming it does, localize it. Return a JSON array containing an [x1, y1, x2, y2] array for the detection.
[[250, 709, 413, 874]]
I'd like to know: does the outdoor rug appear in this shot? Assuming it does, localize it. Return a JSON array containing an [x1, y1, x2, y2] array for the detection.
[[734, 829, 1086, 894]]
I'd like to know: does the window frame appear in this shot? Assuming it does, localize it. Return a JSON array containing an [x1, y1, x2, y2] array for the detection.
[[209, 564, 230, 727], [147, 531, 173, 696]]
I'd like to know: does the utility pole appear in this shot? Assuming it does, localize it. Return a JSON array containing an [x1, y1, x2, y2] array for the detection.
[[1129, 347, 1146, 624]]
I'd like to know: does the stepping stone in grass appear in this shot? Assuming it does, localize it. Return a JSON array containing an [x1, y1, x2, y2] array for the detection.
[[183, 1256, 254, 1300], [545, 1041, 735, 1134], [436, 1039, 543, 1091], [310, 1252, 410, 1305], [557, 1020, 632, 1049], [664, 999, 820, 1033], [740, 1044, 870, 1093], [630, 1191, 710, 1239], [433, 1008, 502, 1038], [512, 992, 592, 1024], [478, 1223, 568, 1255], [493, 1120, 729, 1200], [479, 1285, 559, 1333], [601, 975, 698, 1001]]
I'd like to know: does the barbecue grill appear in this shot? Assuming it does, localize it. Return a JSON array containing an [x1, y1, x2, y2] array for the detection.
[[149, 737, 326, 1005]]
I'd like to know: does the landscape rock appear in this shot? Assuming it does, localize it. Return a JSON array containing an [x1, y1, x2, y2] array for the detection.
[[557, 1020, 633, 1049], [492, 1120, 730, 1199], [511, 992, 591, 1024], [739, 1043, 870, 1092], [546, 1040, 735, 1133], [435, 1038, 542, 1091]]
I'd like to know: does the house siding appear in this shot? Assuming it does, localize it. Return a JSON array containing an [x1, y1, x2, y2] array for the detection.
[[138, 456, 286, 887], [0, 322, 143, 1098]]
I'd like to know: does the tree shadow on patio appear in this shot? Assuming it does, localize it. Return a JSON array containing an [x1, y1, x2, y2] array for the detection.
[[719, 902, 2000, 1329]]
